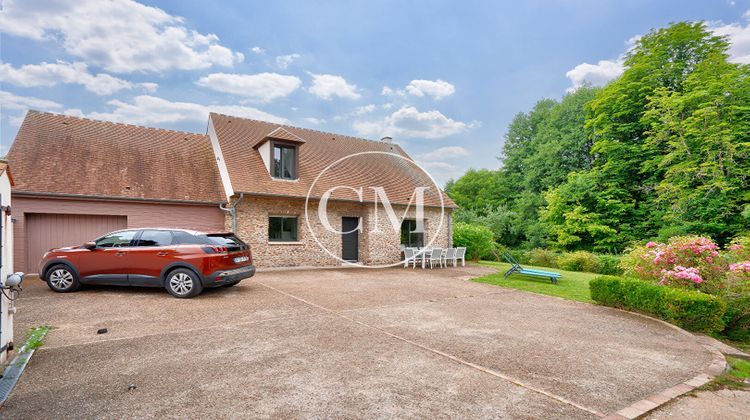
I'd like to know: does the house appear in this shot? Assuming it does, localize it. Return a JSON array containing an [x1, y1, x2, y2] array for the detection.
[[0, 161, 17, 363], [8, 111, 454, 271]]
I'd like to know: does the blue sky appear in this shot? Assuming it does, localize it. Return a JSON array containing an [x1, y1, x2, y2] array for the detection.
[[1, 0, 749, 185]]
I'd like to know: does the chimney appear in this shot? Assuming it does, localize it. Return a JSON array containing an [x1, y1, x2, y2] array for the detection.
[[380, 136, 392, 143]]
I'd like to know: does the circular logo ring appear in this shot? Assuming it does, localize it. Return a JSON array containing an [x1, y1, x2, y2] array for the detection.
[[304, 151, 445, 268]]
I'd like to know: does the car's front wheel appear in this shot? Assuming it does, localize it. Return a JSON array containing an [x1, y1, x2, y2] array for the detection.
[[165, 268, 203, 298], [46, 264, 81, 293]]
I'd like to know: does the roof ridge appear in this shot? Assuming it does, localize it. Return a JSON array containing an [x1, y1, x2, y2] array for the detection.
[[28, 110, 207, 138], [209, 111, 395, 147]]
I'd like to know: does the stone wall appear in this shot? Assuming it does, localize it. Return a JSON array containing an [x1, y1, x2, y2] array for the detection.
[[230, 195, 451, 268]]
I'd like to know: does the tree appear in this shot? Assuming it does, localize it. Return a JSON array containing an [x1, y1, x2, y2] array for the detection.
[[643, 53, 750, 242], [549, 22, 736, 248]]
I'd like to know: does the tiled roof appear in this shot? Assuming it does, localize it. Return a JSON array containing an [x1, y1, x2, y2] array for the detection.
[[8, 111, 225, 203], [210, 113, 455, 208]]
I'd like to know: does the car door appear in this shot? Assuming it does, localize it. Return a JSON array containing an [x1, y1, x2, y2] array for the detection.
[[77, 230, 138, 285], [127, 229, 175, 286]]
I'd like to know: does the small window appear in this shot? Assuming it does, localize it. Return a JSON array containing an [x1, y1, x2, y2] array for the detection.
[[272, 143, 296, 179], [137, 230, 173, 247], [269, 216, 298, 241], [400, 219, 424, 248], [95, 230, 137, 248]]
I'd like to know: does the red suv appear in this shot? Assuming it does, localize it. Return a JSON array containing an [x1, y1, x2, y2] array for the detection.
[[39, 228, 255, 298]]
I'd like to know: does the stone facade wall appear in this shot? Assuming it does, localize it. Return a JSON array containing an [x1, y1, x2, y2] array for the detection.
[[230, 195, 452, 268]]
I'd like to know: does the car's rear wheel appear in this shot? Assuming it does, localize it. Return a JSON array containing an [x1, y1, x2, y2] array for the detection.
[[165, 268, 203, 298], [46, 264, 81, 293]]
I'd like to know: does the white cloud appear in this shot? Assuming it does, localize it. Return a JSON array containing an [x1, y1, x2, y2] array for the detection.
[[417, 146, 470, 161], [0, 0, 243, 73], [0, 61, 137, 95], [565, 60, 624, 92], [0, 90, 63, 111], [275, 53, 301, 69], [353, 106, 473, 139], [381, 86, 406, 97], [302, 117, 326, 125], [74, 95, 287, 126], [195, 72, 301, 102], [333, 104, 377, 121], [418, 161, 457, 171], [251, 46, 265, 54], [710, 12, 750, 64], [383, 79, 456, 100], [140, 82, 159, 93], [405, 79, 456, 100], [309, 73, 361, 100]]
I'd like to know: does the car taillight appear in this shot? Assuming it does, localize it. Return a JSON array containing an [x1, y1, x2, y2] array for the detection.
[[202, 246, 228, 254]]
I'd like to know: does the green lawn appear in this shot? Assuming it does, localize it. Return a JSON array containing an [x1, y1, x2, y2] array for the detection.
[[475, 261, 599, 303]]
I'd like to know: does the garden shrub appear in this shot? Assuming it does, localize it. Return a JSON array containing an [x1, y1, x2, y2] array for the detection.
[[506, 249, 528, 264], [589, 275, 726, 333], [453, 222, 495, 262], [723, 295, 750, 340], [661, 288, 726, 333], [620, 236, 727, 294], [589, 276, 623, 306], [524, 248, 559, 268], [598, 254, 623, 275], [723, 261, 750, 339], [557, 251, 601, 273]]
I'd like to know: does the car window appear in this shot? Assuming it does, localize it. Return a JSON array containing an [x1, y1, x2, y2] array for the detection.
[[171, 231, 199, 245], [137, 230, 173, 247], [95, 230, 137, 248], [206, 234, 245, 246]]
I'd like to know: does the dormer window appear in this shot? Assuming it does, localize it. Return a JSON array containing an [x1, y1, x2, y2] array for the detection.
[[255, 127, 305, 180], [272, 142, 297, 180]]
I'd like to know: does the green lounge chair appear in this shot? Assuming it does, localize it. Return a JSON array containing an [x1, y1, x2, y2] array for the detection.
[[502, 253, 561, 284]]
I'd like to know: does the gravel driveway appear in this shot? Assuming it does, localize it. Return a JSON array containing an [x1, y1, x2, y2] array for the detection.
[[4, 266, 714, 418]]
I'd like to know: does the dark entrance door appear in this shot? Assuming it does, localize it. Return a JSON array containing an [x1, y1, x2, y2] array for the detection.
[[341, 217, 359, 262]]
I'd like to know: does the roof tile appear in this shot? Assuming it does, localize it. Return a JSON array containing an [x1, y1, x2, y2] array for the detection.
[[8, 111, 225, 203], [210, 113, 455, 208]]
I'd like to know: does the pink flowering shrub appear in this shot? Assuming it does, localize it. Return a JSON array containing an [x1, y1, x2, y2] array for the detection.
[[621, 235, 727, 294], [726, 236, 750, 263], [660, 266, 703, 287]]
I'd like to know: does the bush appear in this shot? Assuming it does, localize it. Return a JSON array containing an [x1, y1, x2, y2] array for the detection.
[[557, 251, 601, 273], [524, 248, 559, 268], [598, 255, 623, 275], [620, 236, 726, 294], [661, 288, 726, 334], [590, 276, 726, 333], [723, 295, 750, 340], [723, 263, 750, 339], [589, 275, 623, 306], [453, 222, 495, 262], [506, 249, 528, 265]]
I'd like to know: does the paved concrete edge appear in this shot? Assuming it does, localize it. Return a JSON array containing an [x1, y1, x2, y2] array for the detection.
[[603, 342, 727, 419]]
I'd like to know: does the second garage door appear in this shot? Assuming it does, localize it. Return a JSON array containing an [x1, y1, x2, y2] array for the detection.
[[25, 213, 127, 272]]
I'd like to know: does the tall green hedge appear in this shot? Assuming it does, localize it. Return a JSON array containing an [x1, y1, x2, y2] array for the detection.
[[590, 276, 726, 333]]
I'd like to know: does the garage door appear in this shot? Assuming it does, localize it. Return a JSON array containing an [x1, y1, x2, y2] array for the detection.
[[25, 213, 127, 272]]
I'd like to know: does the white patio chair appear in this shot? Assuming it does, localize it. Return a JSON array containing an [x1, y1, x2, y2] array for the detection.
[[403, 248, 417, 268], [444, 248, 457, 267], [456, 247, 466, 267], [417, 248, 431, 269], [429, 247, 443, 268]]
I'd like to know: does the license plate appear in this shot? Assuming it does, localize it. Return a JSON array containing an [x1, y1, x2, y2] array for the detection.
[[233, 256, 249, 264]]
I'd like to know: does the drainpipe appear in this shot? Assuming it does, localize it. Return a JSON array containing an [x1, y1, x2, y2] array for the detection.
[[219, 193, 244, 233]]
